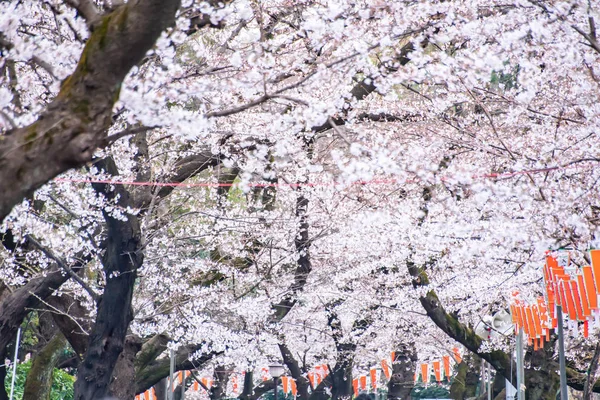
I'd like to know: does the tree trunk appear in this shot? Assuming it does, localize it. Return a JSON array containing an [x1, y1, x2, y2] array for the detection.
[[73, 158, 143, 400], [584, 341, 600, 400], [330, 344, 354, 400], [387, 347, 416, 400], [22, 332, 68, 400], [449, 359, 481, 400], [239, 370, 255, 400], [154, 378, 168, 400], [210, 365, 232, 400], [109, 335, 142, 400], [0, 264, 82, 400], [279, 344, 310, 400]]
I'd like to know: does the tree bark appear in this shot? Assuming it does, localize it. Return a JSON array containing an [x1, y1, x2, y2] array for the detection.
[[0, 0, 181, 223], [449, 357, 482, 400], [134, 345, 216, 394], [329, 345, 354, 400], [278, 343, 311, 400], [73, 157, 143, 400], [0, 263, 83, 400], [387, 347, 416, 400], [239, 370, 255, 400], [584, 341, 600, 400], [47, 292, 93, 359], [210, 365, 232, 400], [22, 332, 68, 400], [272, 193, 312, 321], [109, 335, 142, 400]]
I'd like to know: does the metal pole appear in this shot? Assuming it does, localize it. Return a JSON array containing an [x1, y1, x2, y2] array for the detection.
[[169, 349, 175, 400], [480, 359, 486, 396], [516, 328, 524, 400], [9, 328, 21, 400], [274, 376, 279, 400], [181, 371, 185, 400], [557, 306, 568, 400], [487, 362, 491, 400]]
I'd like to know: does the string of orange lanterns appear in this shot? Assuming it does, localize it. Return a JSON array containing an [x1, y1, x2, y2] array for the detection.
[[510, 249, 600, 347], [134, 350, 464, 400]]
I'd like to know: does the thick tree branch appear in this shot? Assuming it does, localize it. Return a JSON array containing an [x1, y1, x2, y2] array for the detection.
[[102, 125, 157, 147], [63, 0, 101, 26], [0, 0, 181, 223], [47, 292, 92, 359], [0, 258, 85, 400], [154, 152, 222, 201], [135, 345, 218, 394]]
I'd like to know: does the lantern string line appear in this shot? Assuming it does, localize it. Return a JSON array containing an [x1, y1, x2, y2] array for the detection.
[[52, 160, 597, 189]]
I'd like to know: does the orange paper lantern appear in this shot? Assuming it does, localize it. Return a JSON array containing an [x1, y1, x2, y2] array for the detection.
[[433, 361, 441, 382], [443, 355, 451, 378], [370, 368, 377, 389], [421, 364, 429, 383], [583, 266, 598, 309], [381, 359, 391, 380]]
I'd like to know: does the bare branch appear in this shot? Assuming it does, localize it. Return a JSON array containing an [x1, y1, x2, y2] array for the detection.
[[0, 35, 58, 80], [28, 294, 90, 337], [0, 110, 16, 129], [102, 125, 158, 146], [573, 17, 600, 54], [26, 235, 99, 302], [205, 95, 272, 118]]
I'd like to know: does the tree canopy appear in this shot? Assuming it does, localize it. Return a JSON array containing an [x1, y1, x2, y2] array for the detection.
[[1, 0, 600, 400]]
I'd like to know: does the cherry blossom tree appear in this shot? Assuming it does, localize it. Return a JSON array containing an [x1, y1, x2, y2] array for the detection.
[[3, 1, 600, 400]]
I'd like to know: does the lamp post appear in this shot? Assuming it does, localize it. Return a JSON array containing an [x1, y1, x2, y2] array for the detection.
[[269, 364, 285, 400]]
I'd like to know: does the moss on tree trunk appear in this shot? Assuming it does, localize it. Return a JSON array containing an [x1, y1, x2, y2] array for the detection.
[[22, 333, 67, 400]]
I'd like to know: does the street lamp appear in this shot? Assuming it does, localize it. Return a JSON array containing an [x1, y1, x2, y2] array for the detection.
[[269, 364, 285, 400]]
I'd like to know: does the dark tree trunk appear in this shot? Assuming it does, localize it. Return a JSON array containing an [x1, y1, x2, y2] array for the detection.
[[239, 370, 255, 400], [523, 347, 560, 400], [210, 365, 232, 400], [491, 371, 506, 399], [0, 264, 82, 400], [449, 357, 481, 400], [279, 344, 310, 400], [109, 335, 142, 400], [388, 347, 417, 400], [154, 378, 168, 400], [73, 158, 143, 400], [330, 343, 354, 400]]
